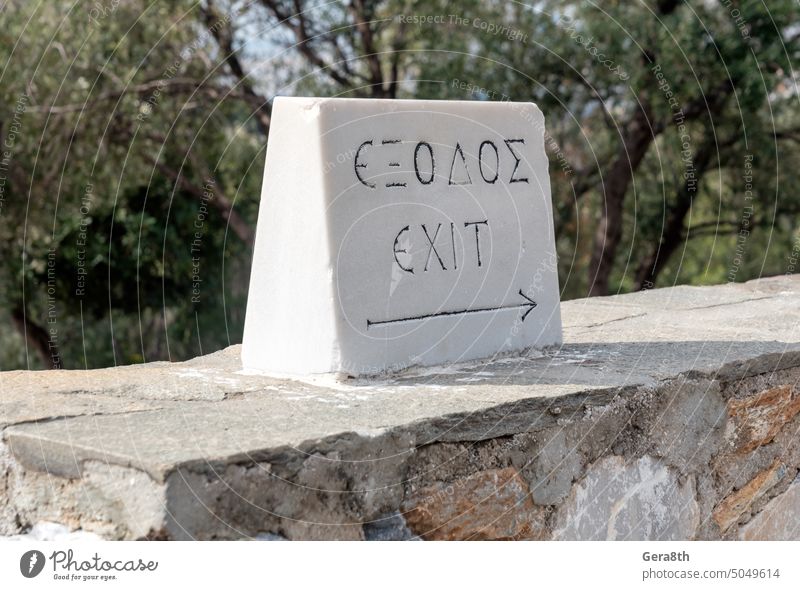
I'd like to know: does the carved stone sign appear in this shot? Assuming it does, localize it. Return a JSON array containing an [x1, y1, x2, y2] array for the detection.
[[242, 97, 562, 376]]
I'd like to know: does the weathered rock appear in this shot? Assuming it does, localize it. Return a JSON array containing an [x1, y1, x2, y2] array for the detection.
[[713, 459, 787, 532], [2, 276, 800, 540], [1, 438, 167, 539], [552, 455, 699, 540], [254, 532, 287, 541], [739, 476, 800, 540], [403, 468, 546, 540], [162, 463, 366, 541], [706, 371, 800, 528], [647, 378, 727, 474], [2, 521, 103, 542], [727, 385, 800, 453], [0, 346, 269, 405], [362, 513, 417, 541], [518, 430, 584, 505]]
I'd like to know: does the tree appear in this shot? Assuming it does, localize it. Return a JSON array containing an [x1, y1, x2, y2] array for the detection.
[[0, 0, 263, 368], [2, 0, 798, 369]]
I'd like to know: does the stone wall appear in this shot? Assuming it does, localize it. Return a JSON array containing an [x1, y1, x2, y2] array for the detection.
[[1, 276, 799, 540]]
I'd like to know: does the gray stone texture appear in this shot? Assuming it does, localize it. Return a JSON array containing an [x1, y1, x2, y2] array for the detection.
[[739, 476, 800, 540], [551, 455, 700, 540], [1, 275, 800, 539]]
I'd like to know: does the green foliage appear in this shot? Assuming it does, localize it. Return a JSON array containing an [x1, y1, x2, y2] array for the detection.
[[1, 0, 798, 369], [1, 0, 259, 368]]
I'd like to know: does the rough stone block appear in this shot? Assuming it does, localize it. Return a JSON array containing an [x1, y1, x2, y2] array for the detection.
[[402, 467, 547, 540], [362, 513, 417, 541], [517, 430, 584, 505], [727, 385, 800, 453], [739, 476, 800, 540], [552, 455, 699, 540], [713, 459, 787, 532], [647, 378, 727, 474]]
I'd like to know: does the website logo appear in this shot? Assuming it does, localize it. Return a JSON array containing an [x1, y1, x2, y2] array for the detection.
[[20, 550, 46, 578]]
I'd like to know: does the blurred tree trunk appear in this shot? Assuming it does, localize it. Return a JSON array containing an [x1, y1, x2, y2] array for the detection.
[[588, 95, 654, 296], [11, 306, 55, 369], [633, 132, 723, 290]]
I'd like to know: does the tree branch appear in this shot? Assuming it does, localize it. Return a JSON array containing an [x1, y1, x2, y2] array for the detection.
[[144, 131, 255, 246], [12, 305, 56, 369], [347, 0, 386, 96], [259, 0, 356, 89], [152, 157, 255, 247], [202, 0, 272, 136], [28, 78, 230, 115], [633, 128, 731, 290], [588, 92, 656, 295]]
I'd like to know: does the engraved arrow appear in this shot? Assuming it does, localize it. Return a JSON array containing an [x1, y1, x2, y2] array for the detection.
[[366, 289, 537, 329]]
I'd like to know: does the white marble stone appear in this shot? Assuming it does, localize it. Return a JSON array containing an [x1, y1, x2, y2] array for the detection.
[[552, 456, 700, 541], [242, 97, 562, 376]]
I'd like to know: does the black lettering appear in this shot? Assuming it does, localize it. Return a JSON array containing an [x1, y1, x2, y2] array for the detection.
[[504, 139, 529, 183], [450, 221, 457, 269], [393, 226, 414, 273], [422, 223, 447, 271], [464, 220, 489, 267], [382, 139, 406, 187], [448, 143, 472, 185], [414, 141, 435, 184], [354, 140, 375, 188], [478, 140, 499, 183]]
